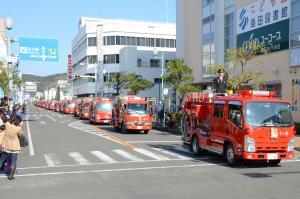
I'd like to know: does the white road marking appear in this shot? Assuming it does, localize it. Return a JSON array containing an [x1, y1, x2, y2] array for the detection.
[[40, 114, 43, 117], [90, 151, 117, 163], [128, 141, 181, 143], [46, 114, 57, 122], [33, 114, 37, 117], [52, 112, 63, 118], [39, 121, 46, 125], [113, 149, 143, 162], [68, 152, 91, 165], [44, 154, 61, 167], [134, 148, 170, 160], [18, 157, 209, 170], [0, 163, 219, 178], [152, 147, 191, 160], [68, 121, 121, 145], [25, 115, 35, 156]]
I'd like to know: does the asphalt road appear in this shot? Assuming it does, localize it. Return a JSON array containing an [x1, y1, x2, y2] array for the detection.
[[1, 105, 300, 199]]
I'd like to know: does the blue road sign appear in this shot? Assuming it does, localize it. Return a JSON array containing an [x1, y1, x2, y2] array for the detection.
[[0, 87, 4, 99], [19, 37, 59, 62]]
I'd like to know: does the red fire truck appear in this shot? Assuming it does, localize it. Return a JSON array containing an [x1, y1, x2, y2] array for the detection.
[[79, 99, 92, 120], [112, 96, 152, 134], [181, 90, 295, 166], [89, 98, 113, 124]]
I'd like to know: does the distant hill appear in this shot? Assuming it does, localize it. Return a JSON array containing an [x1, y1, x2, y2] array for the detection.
[[22, 73, 67, 92]]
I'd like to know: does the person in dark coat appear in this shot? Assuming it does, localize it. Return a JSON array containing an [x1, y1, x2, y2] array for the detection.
[[213, 69, 228, 94]]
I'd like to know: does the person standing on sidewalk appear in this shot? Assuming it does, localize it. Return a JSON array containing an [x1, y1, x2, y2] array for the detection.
[[0, 115, 23, 180]]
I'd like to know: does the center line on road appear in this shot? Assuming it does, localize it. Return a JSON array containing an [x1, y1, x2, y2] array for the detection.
[[25, 115, 35, 156], [46, 114, 57, 122]]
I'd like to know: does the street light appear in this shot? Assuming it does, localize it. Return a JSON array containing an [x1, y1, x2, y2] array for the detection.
[[153, 48, 166, 128]]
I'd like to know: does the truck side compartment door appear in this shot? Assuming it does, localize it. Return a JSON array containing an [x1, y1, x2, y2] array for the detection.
[[211, 100, 226, 144]]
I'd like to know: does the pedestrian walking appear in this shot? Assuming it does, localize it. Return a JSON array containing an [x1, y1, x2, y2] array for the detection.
[[213, 68, 228, 94], [0, 115, 23, 180]]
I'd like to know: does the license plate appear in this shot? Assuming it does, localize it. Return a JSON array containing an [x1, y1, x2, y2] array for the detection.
[[103, 120, 109, 123], [137, 126, 142, 129], [267, 153, 278, 160]]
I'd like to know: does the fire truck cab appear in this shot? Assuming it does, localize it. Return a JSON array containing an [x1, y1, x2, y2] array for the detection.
[[89, 98, 113, 125], [181, 90, 295, 166], [112, 96, 152, 134]]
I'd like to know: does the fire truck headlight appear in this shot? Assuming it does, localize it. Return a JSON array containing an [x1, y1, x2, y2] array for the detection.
[[245, 136, 256, 152], [287, 137, 295, 152]]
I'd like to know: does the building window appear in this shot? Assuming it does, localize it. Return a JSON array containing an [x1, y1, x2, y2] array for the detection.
[[137, 59, 142, 67], [150, 59, 160, 67], [88, 55, 97, 64], [116, 36, 120, 45], [88, 37, 97, 47], [104, 54, 119, 64], [154, 78, 162, 84], [120, 36, 126, 45], [99, 35, 176, 48], [103, 73, 109, 83], [156, 38, 161, 47], [290, 0, 300, 66], [224, 12, 234, 51]]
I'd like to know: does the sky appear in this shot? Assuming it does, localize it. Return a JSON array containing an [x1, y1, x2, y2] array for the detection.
[[0, 0, 176, 76]]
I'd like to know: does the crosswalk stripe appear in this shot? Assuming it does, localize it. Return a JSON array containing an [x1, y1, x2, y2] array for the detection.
[[133, 148, 170, 160], [113, 149, 143, 162], [44, 154, 61, 167], [152, 148, 191, 160], [68, 152, 91, 165], [90, 151, 117, 163]]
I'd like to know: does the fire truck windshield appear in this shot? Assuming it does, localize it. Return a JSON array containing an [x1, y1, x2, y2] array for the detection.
[[82, 103, 90, 110], [66, 103, 75, 108], [96, 102, 112, 112], [245, 102, 293, 127], [127, 103, 148, 116]]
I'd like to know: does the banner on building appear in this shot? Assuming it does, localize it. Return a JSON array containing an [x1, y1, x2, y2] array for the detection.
[[68, 55, 72, 80], [237, 0, 290, 53], [19, 37, 59, 62]]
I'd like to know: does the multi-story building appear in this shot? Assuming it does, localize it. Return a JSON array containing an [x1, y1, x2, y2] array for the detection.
[[177, 0, 300, 121], [0, 19, 8, 60], [71, 17, 176, 102]]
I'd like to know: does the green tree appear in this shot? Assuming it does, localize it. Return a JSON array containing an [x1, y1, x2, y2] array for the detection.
[[0, 61, 10, 95], [124, 73, 154, 95], [11, 68, 23, 88], [108, 72, 127, 96], [209, 44, 267, 90], [163, 59, 198, 108]]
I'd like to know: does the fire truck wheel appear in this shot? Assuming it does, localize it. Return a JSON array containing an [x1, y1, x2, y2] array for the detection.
[[225, 144, 238, 166], [144, 130, 149, 134], [268, 160, 281, 166], [191, 136, 201, 155]]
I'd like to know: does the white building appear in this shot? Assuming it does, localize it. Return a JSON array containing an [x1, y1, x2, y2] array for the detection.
[[71, 17, 176, 100]]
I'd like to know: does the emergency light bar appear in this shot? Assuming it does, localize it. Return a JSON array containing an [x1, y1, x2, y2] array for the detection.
[[238, 90, 275, 97]]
